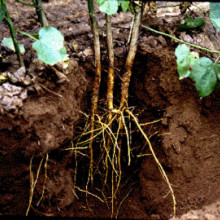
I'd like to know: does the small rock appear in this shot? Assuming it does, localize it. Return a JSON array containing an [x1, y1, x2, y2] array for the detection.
[[180, 33, 193, 44], [20, 90, 27, 100], [1, 96, 13, 106], [3, 104, 16, 111], [184, 212, 199, 220], [204, 214, 216, 220], [2, 83, 22, 96], [82, 47, 93, 57], [23, 75, 32, 85], [158, 35, 167, 46], [7, 72, 18, 83], [13, 97, 23, 107], [149, 37, 158, 48], [2, 82, 13, 92], [5, 92, 14, 98], [14, 67, 26, 80], [11, 85, 22, 95]]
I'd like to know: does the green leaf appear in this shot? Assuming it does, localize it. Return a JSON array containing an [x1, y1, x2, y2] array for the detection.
[[175, 45, 192, 79], [190, 57, 217, 97], [177, 17, 205, 31], [128, 1, 138, 14], [98, 0, 119, 15], [1, 37, 25, 54], [97, 0, 105, 5], [189, 52, 199, 67], [210, 3, 220, 31], [0, 4, 6, 23], [119, 0, 130, 12], [32, 26, 68, 66]]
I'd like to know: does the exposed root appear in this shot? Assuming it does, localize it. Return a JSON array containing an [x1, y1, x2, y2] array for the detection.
[[75, 186, 104, 203], [37, 153, 49, 207], [120, 111, 131, 166], [65, 1, 177, 218], [26, 155, 44, 216], [140, 118, 163, 126], [126, 109, 176, 216], [69, 106, 177, 218], [115, 188, 133, 218]]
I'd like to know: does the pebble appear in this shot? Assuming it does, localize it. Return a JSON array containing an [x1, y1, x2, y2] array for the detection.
[[158, 35, 167, 46], [20, 90, 27, 100], [2, 82, 13, 92], [14, 67, 26, 80], [204, 214, 215, 220], [0, 81, 28, 113], [1, 96, 13, 106], [13, 97, 23, 108], [3, 102, 17, 111], [12, 86, 22, 95]]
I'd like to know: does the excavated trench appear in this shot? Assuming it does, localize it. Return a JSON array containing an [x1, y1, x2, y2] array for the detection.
[[0, 0, 220, 219], [1, 43, 220, 218]]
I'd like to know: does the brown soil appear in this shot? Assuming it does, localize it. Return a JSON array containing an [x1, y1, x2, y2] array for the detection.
[[0, 1, 220, 219]]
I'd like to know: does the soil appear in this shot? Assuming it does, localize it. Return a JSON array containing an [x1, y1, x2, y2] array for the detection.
[[0, 1, 220, 219]]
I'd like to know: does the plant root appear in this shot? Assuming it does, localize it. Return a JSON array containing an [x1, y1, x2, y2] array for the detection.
[[70, 105, 177, 217], [126, 109, 176, 216], [66, 1, 177, 217], [26, 155, 44, 216]]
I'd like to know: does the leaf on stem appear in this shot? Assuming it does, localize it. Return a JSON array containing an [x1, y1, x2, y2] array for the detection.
[[177, 17, 205, 31], [32, 26, 68, 66], [210, 3, 220, 31], [119, 0, 130, 12], [190, 57, 217, 97], [175, 44, 198, 79], [1, 37, 25, 54], [175, 45, 220, 97], [98, 0, 119, 15]]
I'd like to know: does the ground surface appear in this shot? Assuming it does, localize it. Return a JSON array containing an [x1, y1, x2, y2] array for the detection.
[[0, 1, 220, 219]]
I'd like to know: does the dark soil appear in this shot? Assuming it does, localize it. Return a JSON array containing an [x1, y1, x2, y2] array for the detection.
[[0, 1, 220, 219]]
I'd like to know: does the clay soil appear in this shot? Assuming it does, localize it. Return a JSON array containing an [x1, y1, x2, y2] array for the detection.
[[0, 1, 220, 219]]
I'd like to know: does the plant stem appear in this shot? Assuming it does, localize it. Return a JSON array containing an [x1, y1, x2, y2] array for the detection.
[[104, 14, 115, 189], [106, 14, 114, 114], [34, 0, 48, 27], [120, 5, 143, 108], [141, 25, 220, 55], [157, 4, 180, 9], [2, 0, 24, 67], [16, 29, 38, 41], [117, 3, 143, 174], [16, 0, 37, 7], [88, 0, 102, 185], [127, 15, 134, 45], [214, 55, 220, 65]]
